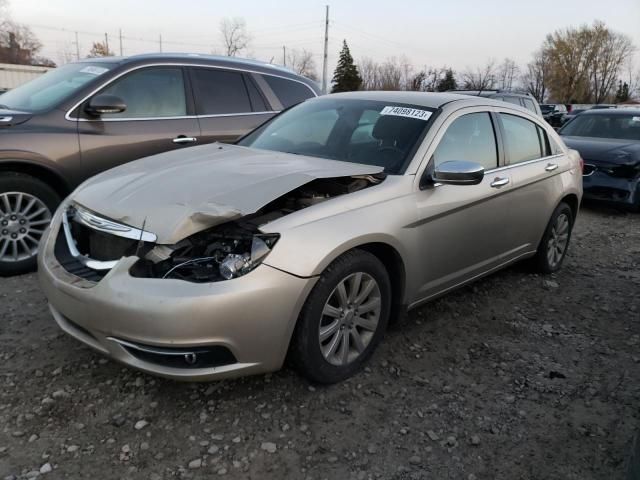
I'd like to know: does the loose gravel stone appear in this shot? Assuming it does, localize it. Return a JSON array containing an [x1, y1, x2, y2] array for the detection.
[[261, 442, 277, 453]]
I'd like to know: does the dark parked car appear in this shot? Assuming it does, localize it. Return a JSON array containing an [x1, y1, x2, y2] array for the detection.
[[559, 109, 640, 210], [448, 89, 542, 117], [540, 103, 567, 128], [0, 53, 320, 274], [560, 108, 586, 126]]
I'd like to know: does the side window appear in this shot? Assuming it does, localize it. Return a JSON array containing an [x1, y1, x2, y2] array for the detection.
[[523, 98, 537, 113], [500, 113, 543, 164], [244, 75, 269, 112], [536, 125, 551, 156], [261, 75, 315, 108], [99, 68, 186, 118], [191, 68, 252, 115], [501, 96, 522, 106], [433, 112, 498, 170]]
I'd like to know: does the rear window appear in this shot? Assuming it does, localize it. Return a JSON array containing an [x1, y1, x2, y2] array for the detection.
[[262, 75, 315, 108]]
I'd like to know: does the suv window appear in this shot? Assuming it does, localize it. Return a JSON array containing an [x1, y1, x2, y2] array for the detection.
[[433, 112, 498, 170], [262, 75, 315, 108], [523, 98, 537, 113], [500, 113, 543, 163], [191, 68, 252, 115], [100, 68, 186, 118]]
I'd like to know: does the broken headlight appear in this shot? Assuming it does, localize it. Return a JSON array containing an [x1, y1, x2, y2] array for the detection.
[[132, 227, 279, 283]]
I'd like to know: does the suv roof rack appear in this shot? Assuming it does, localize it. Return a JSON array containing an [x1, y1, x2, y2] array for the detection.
[[448, 89, 534, 97]]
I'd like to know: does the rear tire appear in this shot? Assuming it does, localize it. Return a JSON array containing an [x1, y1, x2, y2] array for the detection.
[[289, 249, 391, 384], [531, 202, 574, 274], [0, 173, 60, 276]]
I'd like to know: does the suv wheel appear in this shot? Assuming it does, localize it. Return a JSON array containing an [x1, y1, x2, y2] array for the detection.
[[289, 249, 391, 384], [531, 202, 574, 274], [0, 173, 60, 276]]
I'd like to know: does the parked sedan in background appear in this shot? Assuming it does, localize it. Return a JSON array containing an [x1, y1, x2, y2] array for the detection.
[[39, 92, 582, 384], [560, 108, 586, 126], [0, 53, 319, 275], [559, 109, 640, 211]]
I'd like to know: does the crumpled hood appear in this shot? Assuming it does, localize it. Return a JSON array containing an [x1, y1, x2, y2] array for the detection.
[[72, 143, 383, 244], [561, 136, 640, 165]]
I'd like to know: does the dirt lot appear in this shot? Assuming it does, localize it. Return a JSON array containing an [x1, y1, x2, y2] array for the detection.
[[0, 206, 639, 480]]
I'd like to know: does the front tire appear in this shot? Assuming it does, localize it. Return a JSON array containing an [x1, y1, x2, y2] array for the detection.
[[0, 173, 60, 276], [531, 202, 574, 274], [290, 249, 391, 384]]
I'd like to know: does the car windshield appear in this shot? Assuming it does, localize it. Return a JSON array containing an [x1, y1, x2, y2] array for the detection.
[[238, 98, 435, 174], [560, 113, 640, 141], [0, 62, 116, 112]]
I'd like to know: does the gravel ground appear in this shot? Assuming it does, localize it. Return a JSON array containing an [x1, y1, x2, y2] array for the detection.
[[1, 206, 639, 480]]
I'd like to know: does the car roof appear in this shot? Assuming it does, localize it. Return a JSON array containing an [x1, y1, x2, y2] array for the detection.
[[77, 53, 318, 89], [318, 90, 517, 110], [580, 108, 640, 116]]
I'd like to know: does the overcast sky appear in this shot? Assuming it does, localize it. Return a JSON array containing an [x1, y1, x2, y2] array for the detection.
[[7, 0, 640, 79]]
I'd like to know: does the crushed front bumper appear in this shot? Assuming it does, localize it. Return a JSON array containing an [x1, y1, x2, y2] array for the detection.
[[37, 217, 317, 381], [582, 166, 640, 208]]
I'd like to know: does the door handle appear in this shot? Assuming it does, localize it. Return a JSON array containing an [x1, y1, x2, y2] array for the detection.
[[172, 136, 197, 144], [545, 163, 559, 172], [490, 177, 510, 188]]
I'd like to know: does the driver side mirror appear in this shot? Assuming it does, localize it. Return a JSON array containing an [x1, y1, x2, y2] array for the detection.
[[85, 94, 126, 116], [422, 160, 485, 188]]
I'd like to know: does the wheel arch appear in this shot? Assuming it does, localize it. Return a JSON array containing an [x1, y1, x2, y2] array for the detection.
[[561, 193, 579, 221], [0, 160, 71, 198]]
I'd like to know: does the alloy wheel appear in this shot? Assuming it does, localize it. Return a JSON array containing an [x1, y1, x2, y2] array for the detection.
[[0, 192, 51, 263], [319, 272, 382, 366], [546, 212, 570, 268]]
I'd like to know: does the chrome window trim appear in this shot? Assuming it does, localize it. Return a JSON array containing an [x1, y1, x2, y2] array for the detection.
[[67, 110, 280, 123], [484, 154, 564, 174], [64, 62, 316, 122]]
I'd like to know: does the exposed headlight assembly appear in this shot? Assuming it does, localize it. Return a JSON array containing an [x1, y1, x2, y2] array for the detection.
[[133, 228, 279, 283], [219, 234, 278, 280]]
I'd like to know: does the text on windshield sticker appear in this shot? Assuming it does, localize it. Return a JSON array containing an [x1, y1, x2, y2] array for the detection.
[[380, 106, 432, 121], [80, 66, 109, 76]]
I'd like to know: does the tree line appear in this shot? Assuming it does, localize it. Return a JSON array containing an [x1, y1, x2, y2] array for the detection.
[[333, 21, 638, 103]]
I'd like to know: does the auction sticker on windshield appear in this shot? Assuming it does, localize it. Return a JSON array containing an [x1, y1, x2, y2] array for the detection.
[[380, 106, 432, 121], [80, 66, 109, 76]]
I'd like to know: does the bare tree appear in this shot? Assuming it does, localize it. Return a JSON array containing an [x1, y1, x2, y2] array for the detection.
[[358, 57, 381, 90], [87, 41, 114, 58], [544, 21, 635, 103], [522, 49, 551, 102], [220, 17, 251, 57], [462, 60, 497, 91], [497, 58, 520, 90], [287, 49, 318, 80]]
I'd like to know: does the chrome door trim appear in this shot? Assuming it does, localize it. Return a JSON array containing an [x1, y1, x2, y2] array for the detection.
[[65, 62, 316, 122], [484, 154, 564, 174]]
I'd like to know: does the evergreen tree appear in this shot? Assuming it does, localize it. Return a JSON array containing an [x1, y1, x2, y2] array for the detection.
[[436, 68, 457, 92], [614, 80, 630, 102], [331, 40, 362, 92]]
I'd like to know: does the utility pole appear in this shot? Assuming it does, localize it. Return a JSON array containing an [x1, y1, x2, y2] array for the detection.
[[119, 29, 123, 56], [159, 34, 163, 53], [74, 31, 80, 60], [283, 46, 286, 67], [321, 5, 329, 94], [104, 33, 109, 53]]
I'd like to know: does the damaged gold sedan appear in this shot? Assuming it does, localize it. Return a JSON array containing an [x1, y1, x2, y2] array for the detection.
[[38, 92, 582, 383]]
